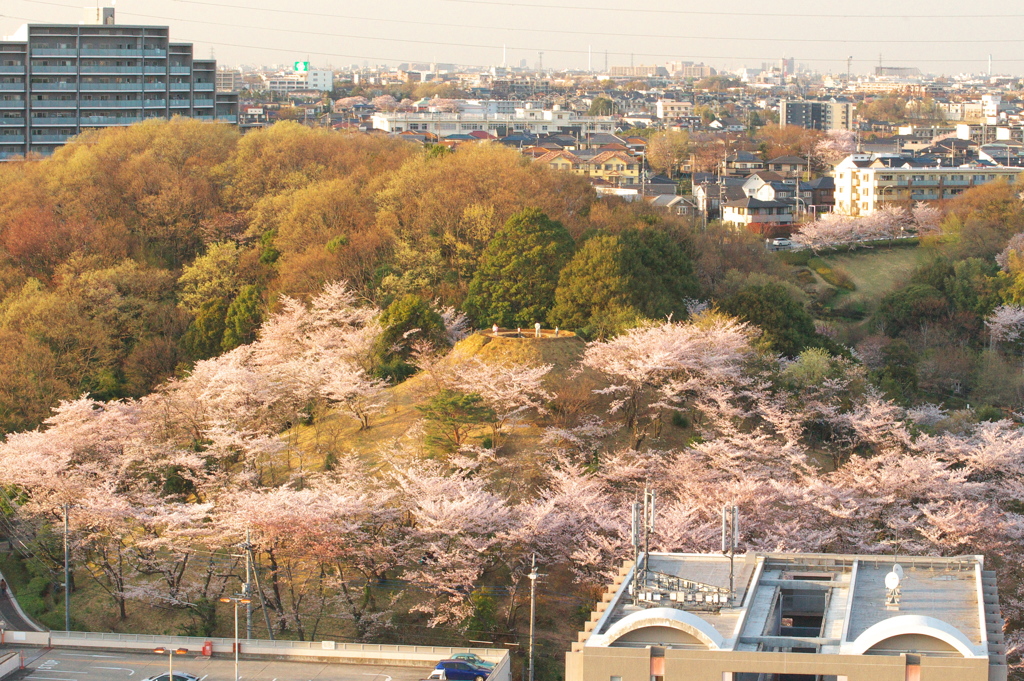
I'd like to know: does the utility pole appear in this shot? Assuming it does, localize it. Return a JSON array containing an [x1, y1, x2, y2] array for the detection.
[[244, 529, 253, 639], [528, 555, 539, 681], [63, 503, 70, 632]]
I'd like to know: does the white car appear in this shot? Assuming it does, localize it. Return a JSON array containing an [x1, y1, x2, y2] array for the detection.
[[141, 673, 200, 681]]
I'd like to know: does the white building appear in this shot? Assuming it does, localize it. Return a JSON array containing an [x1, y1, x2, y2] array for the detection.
[[306, 69, 333, 91], [655, 100, 693, 119], [371, 105, 616, 136], [833, 153, 1023, 216]]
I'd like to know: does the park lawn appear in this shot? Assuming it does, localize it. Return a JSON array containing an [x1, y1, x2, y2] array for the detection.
[[819, 245, 930, 315]]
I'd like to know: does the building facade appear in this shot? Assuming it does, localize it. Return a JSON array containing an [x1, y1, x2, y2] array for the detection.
[[833, 154, 1023, 216], [568, 551, 1006, 681], [0, 8, 237, 160], [780, 99, 855, 130], [371, 106, 616, 137]]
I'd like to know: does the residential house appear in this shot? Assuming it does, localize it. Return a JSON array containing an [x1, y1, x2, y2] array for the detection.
[[722, 151, 765, 177], [766, 155, 809, 179], [534, 149, 640, 186], [721, 197, 794, 235]]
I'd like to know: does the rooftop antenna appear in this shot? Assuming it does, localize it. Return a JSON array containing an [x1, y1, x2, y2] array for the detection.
[[631, 487, 656, 605], [721, 503, 739, 604]]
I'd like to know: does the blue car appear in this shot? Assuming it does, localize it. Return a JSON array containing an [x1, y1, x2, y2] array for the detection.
[[429, 659, 491, 681]]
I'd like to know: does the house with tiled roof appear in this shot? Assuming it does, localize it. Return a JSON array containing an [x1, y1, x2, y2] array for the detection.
[[535, 149, 640, 187]]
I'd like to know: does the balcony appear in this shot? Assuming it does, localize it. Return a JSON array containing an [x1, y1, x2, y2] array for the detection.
[[143, 50, 167, 58], [143, 99, 167, 107], [0, 117, 26, 125], [169, 100, 189, 107], [80, 66, 142, 75], [0, 136, 26, 144], [0, 100, 25, 109], [31, 83, 77, 91], [193, 83, 214, 91], [30, 134, 71, 143], [145, 66, 167, 75], [80, 115, 142, 125], [0, 152, 26, 160], [144, 82, 167, 91], [31, 100, 76, 108], [79, 83, 143, 91], [0, 66, 26, 75], [31, 65, 77, 74], [31, 48, 77, 57], [192, 115, 215, 121], [0, 83, 25, 91], [79, 100, 142, 109], [170, 66, 191, 75], [170, 83, 191, 91], [192, 99, 214, 107], [80, 49, 143, 57], [32, 116, 76, 125], [216, 115, 237, 123]]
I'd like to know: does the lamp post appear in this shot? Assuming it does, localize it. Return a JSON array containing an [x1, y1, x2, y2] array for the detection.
[[220, 596, 251, 681], [153, 647, 188, 681]]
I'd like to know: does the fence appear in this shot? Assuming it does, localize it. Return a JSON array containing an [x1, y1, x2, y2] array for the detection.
[[0, 630, 511, 681]]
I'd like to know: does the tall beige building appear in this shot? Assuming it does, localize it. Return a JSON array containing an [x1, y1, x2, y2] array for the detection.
[[567, 552, 1006, 681]]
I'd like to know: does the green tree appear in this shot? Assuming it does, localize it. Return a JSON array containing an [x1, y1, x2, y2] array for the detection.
[[464, 208, 574, 328], [587, 97, 615, 116], [875, 284, 948, 337], [222, 285, 263, 351], [549, 229, 699, 338], [417, 389, 495, 452], [372, 294, 448, 382], [720, 282, 838, 358], [182, 297, 229, 361]]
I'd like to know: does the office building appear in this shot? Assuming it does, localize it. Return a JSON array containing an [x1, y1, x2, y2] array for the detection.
[[833, 153, 1023, 216], [567, 551, 1006, 681], [780, 99, 855, 130], [0, 7, 237, 160]]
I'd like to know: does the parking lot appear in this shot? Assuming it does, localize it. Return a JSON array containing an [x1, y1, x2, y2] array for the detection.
[[7, 648, 430, 681]]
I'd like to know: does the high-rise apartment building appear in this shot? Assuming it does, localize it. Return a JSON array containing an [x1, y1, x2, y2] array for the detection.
[[0, 8, 238, 160], [779, 98, 855, 130]]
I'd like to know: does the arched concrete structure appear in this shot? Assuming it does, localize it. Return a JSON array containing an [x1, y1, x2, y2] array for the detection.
[[848, 615, 979, 658], [594, 607, 725, 650]]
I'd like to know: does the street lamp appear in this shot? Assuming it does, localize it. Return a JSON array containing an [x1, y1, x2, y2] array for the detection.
[[220, 596, 251, 681], [153, 647, 188, 681]]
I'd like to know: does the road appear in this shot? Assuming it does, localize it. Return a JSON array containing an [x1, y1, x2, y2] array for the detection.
[[2, 648, 431, 681], [0, 591, 39, 632]]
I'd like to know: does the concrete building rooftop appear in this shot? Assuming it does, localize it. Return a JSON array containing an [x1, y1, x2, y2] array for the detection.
[[575, 551, 1005, 680]]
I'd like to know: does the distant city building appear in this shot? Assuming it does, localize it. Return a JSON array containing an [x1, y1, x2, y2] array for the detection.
[[216, 68, 244, 92], [875, 66, 923, 77], [567, 551, 1007, 681], [609, 65, 669, 78], [371, 105, 616, 136], [306, 69, 333, 91], [0, 8, 236, 160], [780, 98, 855, 130], [834, 153, 1023, 216], [665, 61, 715, 79]]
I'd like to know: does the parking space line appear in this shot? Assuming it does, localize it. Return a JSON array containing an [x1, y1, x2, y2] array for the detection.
[[90, 667, 136, 676]]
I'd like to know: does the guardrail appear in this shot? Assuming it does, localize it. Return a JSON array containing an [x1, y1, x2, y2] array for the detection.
[[1, 630, 510, 679]]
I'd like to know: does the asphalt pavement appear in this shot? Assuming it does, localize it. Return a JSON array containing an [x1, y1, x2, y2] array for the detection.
[[2, 648, 431, 681], [0, 591, 38, 632]]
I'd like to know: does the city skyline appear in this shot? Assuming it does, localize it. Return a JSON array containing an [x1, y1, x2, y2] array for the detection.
[[3, 0, 1024, 76]]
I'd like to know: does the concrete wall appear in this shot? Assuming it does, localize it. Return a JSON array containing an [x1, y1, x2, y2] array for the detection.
[[0, 651, 22, 681], [566, 644, 992, 681], [1, 630, 509, 681]]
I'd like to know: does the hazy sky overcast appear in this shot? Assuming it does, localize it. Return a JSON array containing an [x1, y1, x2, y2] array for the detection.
[[3, 0, 1023, 76]]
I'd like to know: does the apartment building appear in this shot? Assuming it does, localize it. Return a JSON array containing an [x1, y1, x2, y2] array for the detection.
[[215, 68, 244, 92], [834, 153, 1023, 216], [371, 105, 616, 137], [779, 98, 855, 130], [567, 551, 1007, 681], [0, 8, 237, 160], [655, 99, 693, 120]]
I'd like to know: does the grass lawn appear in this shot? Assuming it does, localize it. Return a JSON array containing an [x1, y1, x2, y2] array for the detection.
[[819, 245, 929, 316]]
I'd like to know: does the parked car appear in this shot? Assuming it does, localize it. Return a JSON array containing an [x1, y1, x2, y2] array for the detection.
[[450, 653, 495, 670], [766, 237, 793, 251], [430, 659, 492, 681], [141, 674, 200, 681]]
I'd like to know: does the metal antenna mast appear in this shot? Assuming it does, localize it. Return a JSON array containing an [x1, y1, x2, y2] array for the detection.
[[632, 487, 656, 604], [721, 503, 739, 604]]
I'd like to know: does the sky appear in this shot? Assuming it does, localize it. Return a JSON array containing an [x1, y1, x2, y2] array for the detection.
[[2, 0, 1023, 76]]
